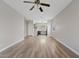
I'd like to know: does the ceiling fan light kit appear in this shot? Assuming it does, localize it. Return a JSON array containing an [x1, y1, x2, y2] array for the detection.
[[24, 0, 50, 12]]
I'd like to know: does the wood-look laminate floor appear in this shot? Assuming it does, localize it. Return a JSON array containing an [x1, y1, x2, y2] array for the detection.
[[0, 35, 79, 58]]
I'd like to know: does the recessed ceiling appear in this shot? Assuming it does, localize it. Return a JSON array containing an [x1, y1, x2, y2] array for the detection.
[[3, 0, 72, 21]]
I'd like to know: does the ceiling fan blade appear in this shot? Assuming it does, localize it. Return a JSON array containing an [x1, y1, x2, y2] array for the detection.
[[23, 1, 35, 4], [40, 3, 50, 7], [39, 7, 43, 12], [30, 5, 35, 10]]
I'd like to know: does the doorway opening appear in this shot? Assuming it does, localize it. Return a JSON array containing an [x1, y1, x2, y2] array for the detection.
[[34, 23, 48, 36]]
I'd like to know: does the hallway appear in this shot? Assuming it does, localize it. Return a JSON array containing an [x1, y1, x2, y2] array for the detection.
[[0, 36, 78, 58], [0, 0, 79, 58]]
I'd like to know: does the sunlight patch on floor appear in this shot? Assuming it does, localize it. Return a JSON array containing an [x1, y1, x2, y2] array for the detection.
[[38, 35, 47, 44]]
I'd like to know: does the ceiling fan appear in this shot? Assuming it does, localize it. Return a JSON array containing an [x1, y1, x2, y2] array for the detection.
[[23, 0, 50, 12]]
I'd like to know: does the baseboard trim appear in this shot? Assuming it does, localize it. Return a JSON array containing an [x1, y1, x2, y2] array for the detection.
[[0, 39, 24, 53], [54, 37, 79, 56]]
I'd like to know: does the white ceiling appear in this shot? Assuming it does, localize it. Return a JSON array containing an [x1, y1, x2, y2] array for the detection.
[[3, 0, 72, 21]]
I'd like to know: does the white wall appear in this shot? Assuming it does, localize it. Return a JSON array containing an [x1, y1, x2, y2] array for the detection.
[[47, 21, 52, 36], [28, 21, 34, 36], [0, 0, 24, 50], [24, 19, 28, 37], [51, 0, 79, 54]]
